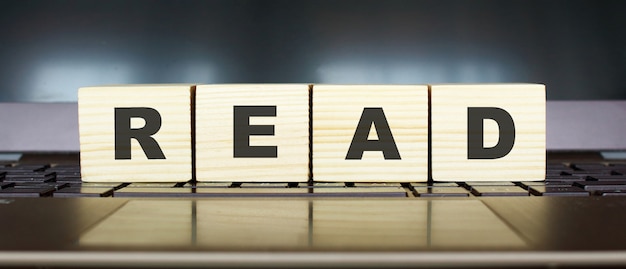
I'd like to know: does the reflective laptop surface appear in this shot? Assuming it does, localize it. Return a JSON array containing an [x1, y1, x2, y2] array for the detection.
[[1, 153, 626, 267], [2, 196, 626, 268]]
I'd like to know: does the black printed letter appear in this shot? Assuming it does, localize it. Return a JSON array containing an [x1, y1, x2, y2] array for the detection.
[[345, 108, 401, 160], [114, 107, 165, 160], [233, 106, 277, 158], [467, 107, 515, 159]]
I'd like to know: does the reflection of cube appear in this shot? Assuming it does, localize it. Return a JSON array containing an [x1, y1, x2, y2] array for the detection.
[[430, 84, 545, 181], [78, 85, 194, 182], [195, 84, 310, 182], [312, 85, 429, 182]]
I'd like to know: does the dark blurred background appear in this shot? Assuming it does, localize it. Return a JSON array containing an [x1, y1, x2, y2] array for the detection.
[[0, 0, 624, 102]]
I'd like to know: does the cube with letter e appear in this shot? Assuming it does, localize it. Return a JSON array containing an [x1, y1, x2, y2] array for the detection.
[[430, 84, 545, 181], [78, 85, 194, 182], [195, 84, 310, 182]]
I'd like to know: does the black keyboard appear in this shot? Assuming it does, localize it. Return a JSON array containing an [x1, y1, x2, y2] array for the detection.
[[1, 162, 626, 198]]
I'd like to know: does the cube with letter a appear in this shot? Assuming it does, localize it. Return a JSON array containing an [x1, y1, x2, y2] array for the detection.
[[78, 85, 194, 182], [430, 84, 546, 181], [312, 85, 429, 182], [195, 84, 310, 182]]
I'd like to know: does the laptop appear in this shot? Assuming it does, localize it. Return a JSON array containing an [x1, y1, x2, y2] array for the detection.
[[2, 97, 626, 267], [2, 1, 626, 268]]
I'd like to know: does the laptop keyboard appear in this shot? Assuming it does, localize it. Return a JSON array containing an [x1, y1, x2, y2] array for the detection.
[[1, 162, 626, 198]]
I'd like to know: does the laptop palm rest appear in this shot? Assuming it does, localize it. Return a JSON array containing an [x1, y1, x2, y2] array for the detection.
[[5, 198, 626, 267], [482, 196, 626, 250], [79, 199, 527, 251], [0, 198, 126, 250]]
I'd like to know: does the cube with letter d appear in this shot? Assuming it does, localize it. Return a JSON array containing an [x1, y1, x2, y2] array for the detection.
[[195, 84, 310, 182], [78, 85, 194, 182], [312, 85, 429, 182], [430, 84, 546, 181]]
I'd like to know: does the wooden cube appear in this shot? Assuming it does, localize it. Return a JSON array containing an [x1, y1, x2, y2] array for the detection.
[[312, 85, 428, 182], [430, 84, 545, 181], [195, 84, 310, 182], [78, 85, 194, 182]]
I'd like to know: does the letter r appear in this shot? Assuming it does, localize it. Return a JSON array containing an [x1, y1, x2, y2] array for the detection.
[[114, 107, 166, 160]]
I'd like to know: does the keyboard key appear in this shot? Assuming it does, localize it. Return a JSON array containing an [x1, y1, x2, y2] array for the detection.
[[529, 186, 589, 196], [599, 190, 626, 196], [114, 187, 193, 197], [3, 172, 55, 183], [3, 164, 49, 172], [78, 182, 126, 189], [126, 183, 179, 188], [46, 166, 80, 173], [413, 186, 470, 197], [571, 163, 610, 171], [545, 175, 585, 182], [55, 176, 82, 183], [569, 171, 612, 177], [196, 186, 309, 197], [53, 187, 114, 197], [240, 183, 291, 188], [186, 182, 232, 188], [470, 186, 529, 196], [411, 182, 459, 187], [465, 181, 516, 186], [312, 182, 346, 187], [4, 171, 54, 176], [589, 175, 626, 181], [574, 181, 626, 191], [46, 164, 80, 172], [0, 187, 55, 197], [353, 182, 403, 187], [311, 186, 407, 197], [0, 182, 14, 189], [51, 171, 81, 177], [519, 181, 551, 187], [13, 182, 69, 190], [546, 170, 571, 177]]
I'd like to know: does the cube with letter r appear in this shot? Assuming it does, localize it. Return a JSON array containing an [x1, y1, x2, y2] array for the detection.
[[78, 85, 193, 182], [430, 84, 546, 181]]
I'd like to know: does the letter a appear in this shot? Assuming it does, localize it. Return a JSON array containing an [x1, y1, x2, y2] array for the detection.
[[346, 107, 401, 160]]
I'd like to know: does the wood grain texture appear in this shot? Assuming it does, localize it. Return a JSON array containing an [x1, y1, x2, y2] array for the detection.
[[430, 84, 545, 181], [195, 84, 310, 182], [312, 85, 428, 182], [78, 85, 193, 182]]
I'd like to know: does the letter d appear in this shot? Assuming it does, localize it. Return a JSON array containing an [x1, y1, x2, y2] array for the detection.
[[467, 107, 515, 159]]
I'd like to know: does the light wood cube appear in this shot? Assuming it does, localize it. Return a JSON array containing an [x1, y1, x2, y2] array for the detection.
[[312, 85, 428, 182], [195, 84, 310, 182], [430, 84, 545, 181], [78, 85, 194, 182]]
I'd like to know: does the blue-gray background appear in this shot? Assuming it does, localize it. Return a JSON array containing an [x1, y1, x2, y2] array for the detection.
[[0, 0, 624, 102]]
